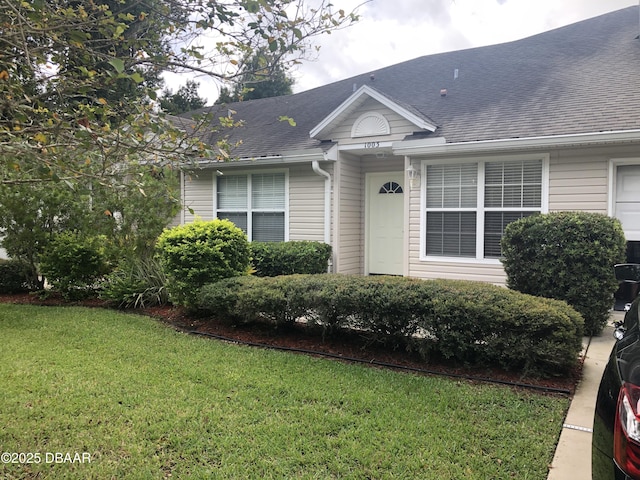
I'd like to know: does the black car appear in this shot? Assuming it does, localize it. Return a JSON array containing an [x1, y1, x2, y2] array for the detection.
[[593, 298, 640, 479]]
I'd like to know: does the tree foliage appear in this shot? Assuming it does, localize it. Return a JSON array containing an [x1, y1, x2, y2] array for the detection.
[[0, 0, 362, 186], [216, 49, 294, 103], [159, 80, 208, 115], [0, 0, 362, 282], [0, 166, 180, 288]]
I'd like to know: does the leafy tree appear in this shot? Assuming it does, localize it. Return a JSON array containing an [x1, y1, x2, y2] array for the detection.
[[0, 165, 180, 288], [0, 0, 361, 186], [0, 180, 85, 289], [0, 0, 361, 281], [159, 80, 208, 115], [216, 49, 294, 103]]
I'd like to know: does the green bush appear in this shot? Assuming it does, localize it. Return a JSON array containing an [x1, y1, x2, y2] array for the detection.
[[250, 241, 331, 276], [422, 280, 583, 374], [0, 259, 32, 294], [40, 233, 110, 299], [198, 275, 310, 327], [197, 274, 584, 377], [501, 212, 626, 335], [155, 219, 250, 307], [101, 255, 169, 308]]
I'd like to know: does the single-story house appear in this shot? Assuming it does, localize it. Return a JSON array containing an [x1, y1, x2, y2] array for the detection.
[[179, 6, 640, 284]]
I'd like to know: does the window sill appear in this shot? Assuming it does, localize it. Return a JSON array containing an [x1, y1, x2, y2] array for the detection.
[[419, 256, 503, 265]]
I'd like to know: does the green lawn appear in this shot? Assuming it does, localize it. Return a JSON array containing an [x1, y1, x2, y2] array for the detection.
[[0, 304, 568, 479]]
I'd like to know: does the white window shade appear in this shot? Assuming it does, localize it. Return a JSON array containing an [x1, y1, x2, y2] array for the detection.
[[485, 160, 541, 208], [217, 176, 247, 209], [252, 173, 285, 209], [216, 172, 286, 242], [253, 212, 285, 242], [219, 212, 247, 232], [426, 164, 477, 208]]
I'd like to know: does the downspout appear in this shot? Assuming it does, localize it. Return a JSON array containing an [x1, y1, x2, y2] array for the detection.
[[312, 159, 331, 246], [180, 170, 186, 225]]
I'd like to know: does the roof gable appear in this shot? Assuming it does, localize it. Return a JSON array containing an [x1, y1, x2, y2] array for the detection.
[[309, 85, 438, 140]]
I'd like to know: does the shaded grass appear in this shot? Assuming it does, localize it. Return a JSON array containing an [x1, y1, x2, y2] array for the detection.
[[0, 304, 568, 479]]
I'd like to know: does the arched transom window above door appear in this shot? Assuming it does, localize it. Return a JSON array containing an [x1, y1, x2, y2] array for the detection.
[[379, 181, 403, 194], [351, 112, 390, 138]]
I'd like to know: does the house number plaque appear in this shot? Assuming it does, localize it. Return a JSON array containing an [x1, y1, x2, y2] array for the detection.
[[364, 142, 380, 148]]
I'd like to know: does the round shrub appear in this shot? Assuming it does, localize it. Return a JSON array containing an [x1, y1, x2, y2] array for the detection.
[[40, 233, 110, 299], [501, 212, 626, 335], [155, 219, 250, 307]]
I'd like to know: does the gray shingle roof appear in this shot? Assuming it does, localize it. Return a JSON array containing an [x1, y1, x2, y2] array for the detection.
[[185, 6, 640, 159]]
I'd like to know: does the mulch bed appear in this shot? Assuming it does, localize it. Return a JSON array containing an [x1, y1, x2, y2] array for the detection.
[[0, 292, 582, 395]]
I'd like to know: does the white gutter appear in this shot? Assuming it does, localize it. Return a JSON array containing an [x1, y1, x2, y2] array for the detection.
[[312, 159, 332, 246], [392, 130, 640, 156], [194, 149, 334, 169]]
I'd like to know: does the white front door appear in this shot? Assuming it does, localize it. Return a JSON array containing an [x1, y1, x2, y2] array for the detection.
[[367, 172, 405, 275]]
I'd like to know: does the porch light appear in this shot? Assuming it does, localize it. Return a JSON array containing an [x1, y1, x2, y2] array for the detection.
[[406, 164, 420, 190]]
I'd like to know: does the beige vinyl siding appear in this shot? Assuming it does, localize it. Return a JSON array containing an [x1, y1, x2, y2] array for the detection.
[[330, 98, 419, 143], [182, 165, 329, 243], [548, 149, 609, 213], [360, 155, 404, 174], [335, 153, 363, 274], [548, 146, 640, 213], [288, 164, 329, 241], [182, 170, 214, 223], [167, 215, 181, 228]]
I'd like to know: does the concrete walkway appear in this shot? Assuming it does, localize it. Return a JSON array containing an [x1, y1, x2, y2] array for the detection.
[[547, 312, 623, 480]]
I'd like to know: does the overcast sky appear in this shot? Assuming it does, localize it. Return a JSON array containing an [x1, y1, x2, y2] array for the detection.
[[164, 0, 638, 103]]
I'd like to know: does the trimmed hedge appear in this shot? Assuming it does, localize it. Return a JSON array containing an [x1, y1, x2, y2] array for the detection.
[[198, 274, 584, 377], [501, 212, 626, 335], [155, 219, 250, 307], [0, 259, 32, 294], [250, 241, 331, 276]]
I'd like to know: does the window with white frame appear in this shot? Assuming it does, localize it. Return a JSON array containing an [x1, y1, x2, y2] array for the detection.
[[216, 172, 286, 241], [424, 158, 544, 259]]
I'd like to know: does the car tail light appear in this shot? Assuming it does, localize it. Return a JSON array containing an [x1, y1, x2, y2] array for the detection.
[[615, 382, 640, 478]]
